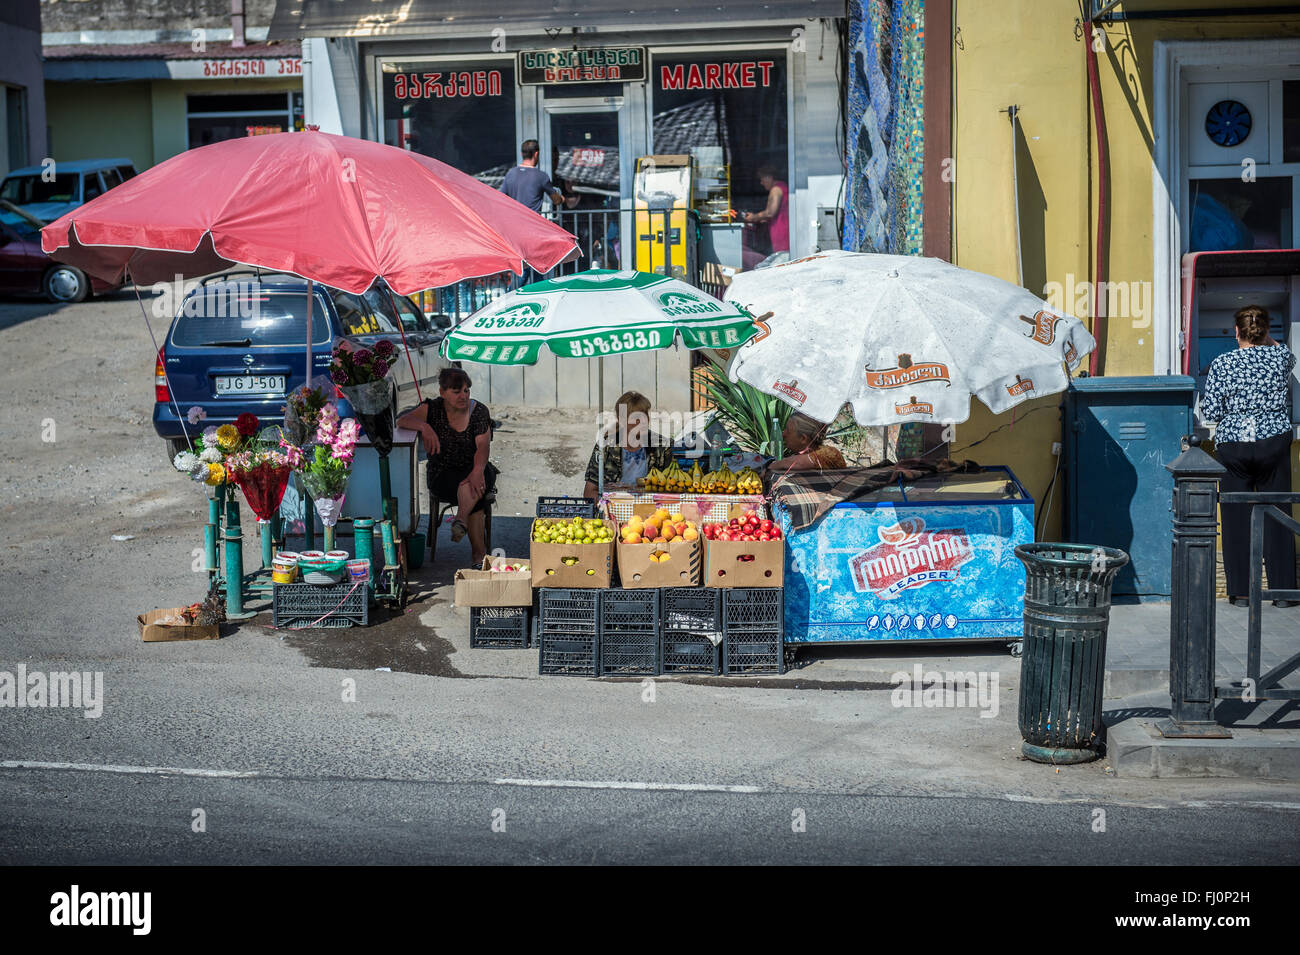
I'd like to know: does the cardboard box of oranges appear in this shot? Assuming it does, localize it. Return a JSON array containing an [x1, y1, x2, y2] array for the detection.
[[530, 516, 617, 588], [617, 505, 703, 588]]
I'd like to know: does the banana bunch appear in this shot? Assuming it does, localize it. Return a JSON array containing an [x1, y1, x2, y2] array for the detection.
[[735, 467, 763, 494], [705, 463, 735, 494], [637, 461, 764, 494]]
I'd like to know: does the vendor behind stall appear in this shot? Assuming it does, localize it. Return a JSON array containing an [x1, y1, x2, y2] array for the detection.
[[583, 390, 676, 499], [397, 368, 497, 566], [768, 412, 846, 473]]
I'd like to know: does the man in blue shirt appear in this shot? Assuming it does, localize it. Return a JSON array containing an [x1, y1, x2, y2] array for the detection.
[[500, 139, 575, 213]]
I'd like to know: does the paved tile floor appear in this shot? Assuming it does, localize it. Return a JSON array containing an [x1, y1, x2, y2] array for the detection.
[[1107, 598, 1300, 687]]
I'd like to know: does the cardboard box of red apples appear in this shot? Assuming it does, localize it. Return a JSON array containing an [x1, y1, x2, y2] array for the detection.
[[702, 508, 784, 588]]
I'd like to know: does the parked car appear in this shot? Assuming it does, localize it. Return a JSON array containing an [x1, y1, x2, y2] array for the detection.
[[154, 273, 450, 459], [0, 200, 118, 302], [0, 158, 137, 224]]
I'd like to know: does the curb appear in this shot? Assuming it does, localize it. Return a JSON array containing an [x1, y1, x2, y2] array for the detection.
[[1108, 718, 1300, 779]]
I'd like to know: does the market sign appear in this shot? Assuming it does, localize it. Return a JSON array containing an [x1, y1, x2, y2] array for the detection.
[[518, 47, 646, 85], [166, 58, 302, 80]]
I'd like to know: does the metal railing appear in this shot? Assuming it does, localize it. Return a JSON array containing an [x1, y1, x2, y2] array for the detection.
[[427, 208, 716, 322], [1164, 449, 1300, 738]]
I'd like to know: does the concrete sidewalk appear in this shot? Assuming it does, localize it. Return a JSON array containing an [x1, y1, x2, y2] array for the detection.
[[1105, 599, 1300, 698]]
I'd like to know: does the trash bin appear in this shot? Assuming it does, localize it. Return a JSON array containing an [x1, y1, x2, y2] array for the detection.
[[1013, 543, 1130, 764]]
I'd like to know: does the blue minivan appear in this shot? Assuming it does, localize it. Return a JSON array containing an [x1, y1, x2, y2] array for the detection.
[[154, 273, 450, 458], [0, 158, 137, 223]]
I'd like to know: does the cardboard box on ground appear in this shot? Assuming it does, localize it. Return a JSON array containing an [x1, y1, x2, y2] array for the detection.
[[137, 609, 221, 642], [617, 502, 702, 588], [530, 518, 617, 588], [454, 555, 533, 608]]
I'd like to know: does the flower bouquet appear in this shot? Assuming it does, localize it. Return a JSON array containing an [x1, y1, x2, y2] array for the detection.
[[171, 408, 260, 497], [223, 416, 294, 522], [332, 339, 396, 457], [296, 403, 359, 530], [283, 376, 335, 449]]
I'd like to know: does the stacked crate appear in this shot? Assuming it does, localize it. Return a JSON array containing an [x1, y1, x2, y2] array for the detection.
[[537, 589, 600, 676], [721, 588, 785, 674], [599, 590, 661, 676], [660, 587, 722, 675]]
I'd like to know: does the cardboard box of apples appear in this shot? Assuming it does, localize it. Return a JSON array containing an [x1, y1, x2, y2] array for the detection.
[[702, 507, 785, 588], [617, 505, 703, 588], [530, 516, 617, 588]]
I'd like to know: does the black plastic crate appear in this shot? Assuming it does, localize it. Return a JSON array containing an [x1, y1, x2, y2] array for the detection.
[[470, 605, 530, 649], [663, 587, 721, 632], [273, 582, 369, 629], [538, 588, 600, 634], [723, 631, 785, 675], [600, 589, 660, 633], [536, 496, 597, 519], [722, 587, 783, 633], [599, 630, 661, 676], [661, 632, 721, 674], [539, 631, 599, 676]]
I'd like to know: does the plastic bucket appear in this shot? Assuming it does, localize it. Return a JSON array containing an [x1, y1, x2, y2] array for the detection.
[[346, 559, 370, 582], [406, 533, 426, 570]]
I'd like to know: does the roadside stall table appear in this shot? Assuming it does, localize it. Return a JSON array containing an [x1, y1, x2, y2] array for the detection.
[[775, 467, 1033, 647]]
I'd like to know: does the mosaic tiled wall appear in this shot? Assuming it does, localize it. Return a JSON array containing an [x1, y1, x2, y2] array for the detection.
[[844, 0, 926, 255]]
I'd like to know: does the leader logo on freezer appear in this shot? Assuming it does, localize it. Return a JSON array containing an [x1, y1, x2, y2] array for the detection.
[[849, 517, 974, 598]]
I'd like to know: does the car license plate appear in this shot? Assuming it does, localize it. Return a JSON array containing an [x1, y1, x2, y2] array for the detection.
[[214, 374, 287, 395]]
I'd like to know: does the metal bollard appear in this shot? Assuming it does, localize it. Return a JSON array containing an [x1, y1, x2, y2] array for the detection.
[[223, 522, 254, 620], [1158, 446, 1231, 738], [354, 518, 375, 588]]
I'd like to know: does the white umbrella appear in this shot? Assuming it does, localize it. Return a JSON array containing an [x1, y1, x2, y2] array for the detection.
[[722, 250, 1096, 425]]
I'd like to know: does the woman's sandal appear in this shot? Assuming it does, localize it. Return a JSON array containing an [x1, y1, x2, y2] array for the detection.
[[450, 519, 469, 543]]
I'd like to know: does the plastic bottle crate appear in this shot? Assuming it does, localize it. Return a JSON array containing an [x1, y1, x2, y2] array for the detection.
[[536, 496, 597, 519], [722, 588, 783, 634], [599, 631, 661, 676], [539, 631, 599, 676], [599, 589, 660, 633], [538, 588, 600, 634], [273, 582, 369, 629], [663, 587, 721, 632], [661, 632, 721, 674], [470, 606, 530, 649], [723, 632, 785, 675]]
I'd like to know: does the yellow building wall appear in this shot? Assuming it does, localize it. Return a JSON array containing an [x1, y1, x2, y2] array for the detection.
[[45, 81, 154, 168], [44, 77, 300, 171], [951, 1, 1300, 540]]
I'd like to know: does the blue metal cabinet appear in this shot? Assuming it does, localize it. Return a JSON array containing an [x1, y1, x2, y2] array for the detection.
[[1063, 376, 1195, 597]]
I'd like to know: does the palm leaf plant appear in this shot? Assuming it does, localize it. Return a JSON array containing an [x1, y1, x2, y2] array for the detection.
[[699, 361, 792, 457]]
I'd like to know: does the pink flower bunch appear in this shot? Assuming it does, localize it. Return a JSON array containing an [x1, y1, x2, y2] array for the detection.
[[315, 402, 340, 446], [331, 418, 359, 464], [278, 438, 305, 470]]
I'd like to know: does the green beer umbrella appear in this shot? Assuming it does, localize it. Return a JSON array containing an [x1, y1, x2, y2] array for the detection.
[[440, 269, 759, 365]]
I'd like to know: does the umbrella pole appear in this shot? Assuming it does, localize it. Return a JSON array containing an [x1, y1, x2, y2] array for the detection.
[[597, 358, 605, 498], [303, 279, 316, 550]]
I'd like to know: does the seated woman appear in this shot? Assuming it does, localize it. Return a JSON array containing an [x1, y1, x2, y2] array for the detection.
[[768, 412, 847, 473], [397, 367, 497, 566], [582, 390, 676, 500]]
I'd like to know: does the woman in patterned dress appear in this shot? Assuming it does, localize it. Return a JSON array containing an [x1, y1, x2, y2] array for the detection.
[[1202, 305, 1297, 607]]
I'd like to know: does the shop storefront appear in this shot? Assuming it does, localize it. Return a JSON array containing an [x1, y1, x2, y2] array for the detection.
[[42, 43, 304, 170], [275, 4, 846, 409]]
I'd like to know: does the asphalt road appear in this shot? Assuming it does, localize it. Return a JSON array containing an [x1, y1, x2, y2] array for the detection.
[[2, 765, 1296, 865]]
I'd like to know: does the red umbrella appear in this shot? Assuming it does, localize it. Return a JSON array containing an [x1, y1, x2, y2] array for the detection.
[[40, 129, 578, 409], [40, 129, 578, 294]]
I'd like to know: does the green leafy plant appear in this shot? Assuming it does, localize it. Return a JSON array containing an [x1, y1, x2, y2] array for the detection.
[[699, 361, 792, 457]]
